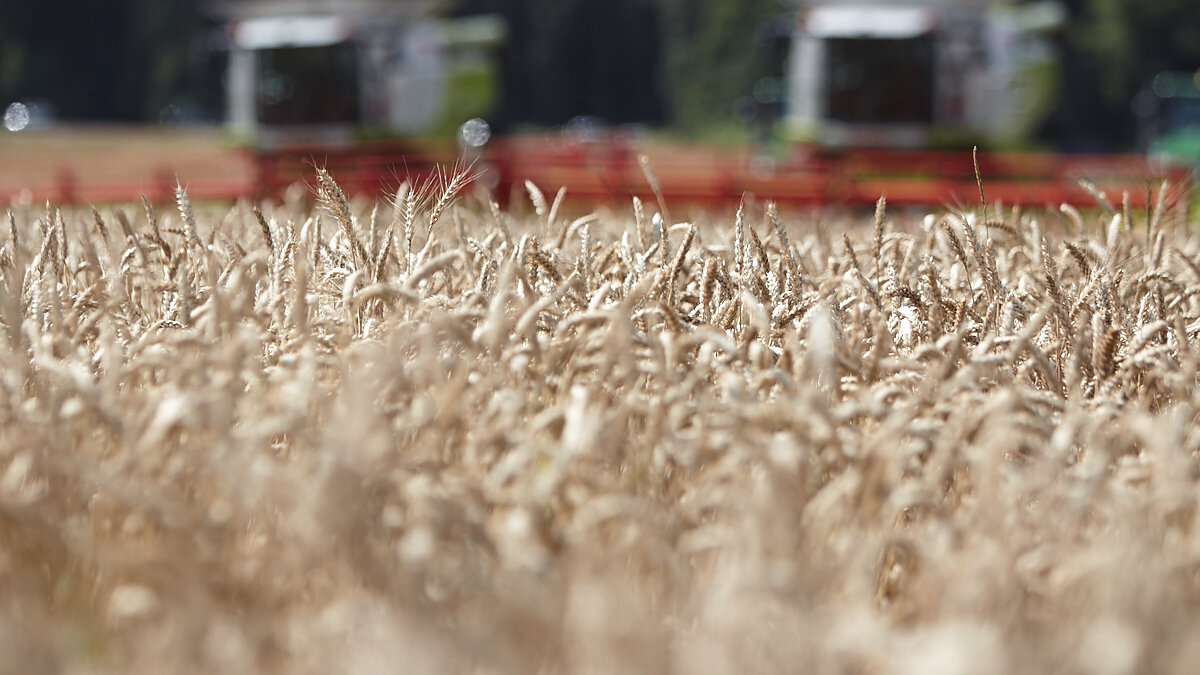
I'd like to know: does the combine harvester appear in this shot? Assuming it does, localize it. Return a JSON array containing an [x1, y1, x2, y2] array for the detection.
[[238, 0, 1188, 210], [214, 0, 504, 146], [767, 0, 1191, 208], [2, 0, 1189, 209]]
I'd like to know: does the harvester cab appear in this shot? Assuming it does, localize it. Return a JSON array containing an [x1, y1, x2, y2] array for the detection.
[[783, 1, 1065, 149], [214, 1, 505, 147]]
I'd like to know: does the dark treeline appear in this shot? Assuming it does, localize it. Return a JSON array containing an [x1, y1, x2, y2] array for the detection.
[[456, 0, 669, 128], [1048, 0, 1200, 149], [453, 0, 786, 131], [0, 0, 1197, 148], [0, 1, 208, 122]]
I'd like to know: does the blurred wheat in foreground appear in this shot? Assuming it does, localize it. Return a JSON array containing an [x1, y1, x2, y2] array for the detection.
[[3, 171, 1200, 675]]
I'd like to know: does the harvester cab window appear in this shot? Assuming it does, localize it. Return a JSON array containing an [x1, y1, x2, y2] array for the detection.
[[256, 43, 361, 125], [825, 36, 934, 125]]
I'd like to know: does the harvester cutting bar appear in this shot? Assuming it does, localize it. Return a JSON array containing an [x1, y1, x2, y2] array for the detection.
[[250, 138, 1193, 211], [3, 136, 1190, 210]]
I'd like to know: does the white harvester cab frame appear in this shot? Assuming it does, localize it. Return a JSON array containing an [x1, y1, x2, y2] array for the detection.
[[218, 2, 504, 146], [784, 1, 1064, 148]]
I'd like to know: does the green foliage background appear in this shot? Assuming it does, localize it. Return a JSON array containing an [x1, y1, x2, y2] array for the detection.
[[656, 0, 786, 131], [1074, 0, 1200, 105]]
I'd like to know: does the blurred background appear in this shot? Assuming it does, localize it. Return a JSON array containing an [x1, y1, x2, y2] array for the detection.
[[1, 0, 1198, 205]]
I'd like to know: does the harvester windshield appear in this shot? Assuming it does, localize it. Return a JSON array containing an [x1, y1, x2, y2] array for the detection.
[[256, 43, 360, 125], [826, 36, 934, 125]]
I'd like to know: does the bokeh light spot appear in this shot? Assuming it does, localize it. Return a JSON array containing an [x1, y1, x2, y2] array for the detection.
[[4, 102, 30, 132]]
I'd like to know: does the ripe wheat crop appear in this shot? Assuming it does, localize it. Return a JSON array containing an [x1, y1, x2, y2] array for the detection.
[[2, 170, 1200, 674]]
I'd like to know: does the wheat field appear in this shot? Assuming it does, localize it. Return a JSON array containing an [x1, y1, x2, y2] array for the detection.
[[2, 167, 1199, 674]]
